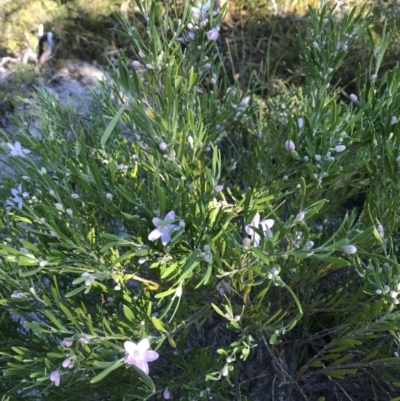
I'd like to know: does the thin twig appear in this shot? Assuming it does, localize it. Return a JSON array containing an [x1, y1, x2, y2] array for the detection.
[[260, 331, 310, 401]]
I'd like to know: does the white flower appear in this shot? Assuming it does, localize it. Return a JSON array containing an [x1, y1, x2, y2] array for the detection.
[[148, 211, 182, 245], [7, 141, 31, 157], [124, 338, 159, 375], [314, 154, 321, 161], [132, 60, 141, 69], [49, 370, 60, 386], [79, 337, 90, 344], [163, 389, 171, 399], [391, 116, 397, 125], [11, 290, 23, 298], [71, 193, 79, 199], [221, 365, 229, 376], [342, 245, 357, 254], [284, 140, 295, 151], [214, 185, 224, 192], [349, 94, 358, 102], [106, 193, 113, 200], [55, 203, 63, 211], [298, 118, 304, 128], [66, 208, 73, 216], [207, 28, 219, 41], [296, 212, 305, 221], [245, 212, 274, 247]]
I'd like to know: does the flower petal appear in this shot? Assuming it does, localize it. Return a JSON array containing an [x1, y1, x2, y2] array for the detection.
[[144, 350, 159, 362], [245, 225, 253, 236], [253, 234, 261, 247], [148, 228, 163, 241], [124, 341, 138, 354], [164, 211, 175, 221], [152, 217, 162, 226], [134, 359, 149, 375], [137, 338, 150, 351], [252, 212, 260, 226], [260, 219, 274, 230], [126, 354, 137, 365], [161, 232, 171, 245]]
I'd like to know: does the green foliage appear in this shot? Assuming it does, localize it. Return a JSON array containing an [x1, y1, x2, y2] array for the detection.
[[0, 63, 40, 112], [2, 1, 400, 400]]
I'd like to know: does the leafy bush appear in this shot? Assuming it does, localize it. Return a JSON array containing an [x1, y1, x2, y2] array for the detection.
[[1, 1, 400, 400]]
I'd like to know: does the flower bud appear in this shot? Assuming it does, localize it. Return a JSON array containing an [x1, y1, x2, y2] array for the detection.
[[342, 245, 357, 254], [284, 140, 295, 151], [242, 238, 251, 248], [335, 145, 346, 152], [207, 28, 219, 41]]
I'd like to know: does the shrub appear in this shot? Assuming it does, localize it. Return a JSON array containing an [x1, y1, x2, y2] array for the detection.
[[1, 1, 400, 400]]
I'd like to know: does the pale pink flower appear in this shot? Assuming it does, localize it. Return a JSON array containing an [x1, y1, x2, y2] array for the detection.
[[62, 357, 73, 368], [148, 211, 182, 245], [245, 212, 274, 247], [49, 370, 60, 386], [124, 338, 159, 375], [7, 141, 31, 157], [79, 337, 90, 344]]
